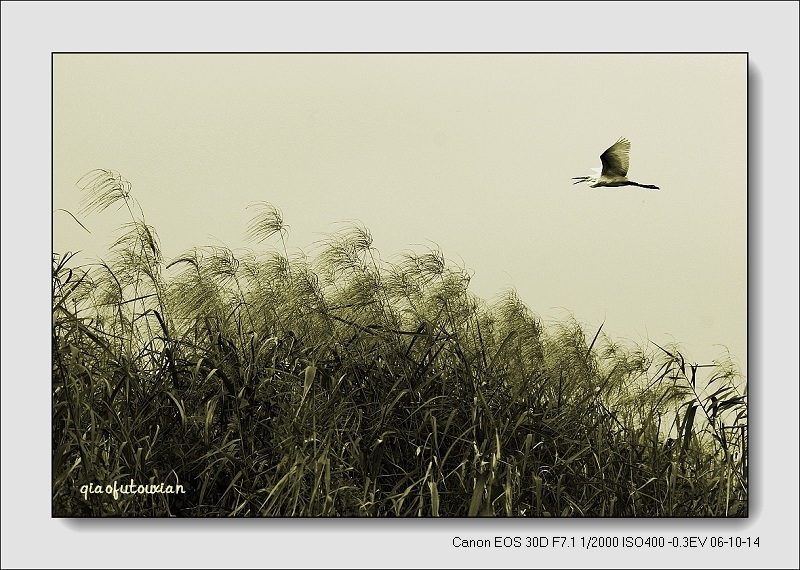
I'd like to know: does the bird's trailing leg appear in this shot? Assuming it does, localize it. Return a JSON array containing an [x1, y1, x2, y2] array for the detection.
[[572, 176, 591, 185]]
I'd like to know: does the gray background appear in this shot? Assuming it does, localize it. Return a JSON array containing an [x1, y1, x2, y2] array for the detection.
[[2, 2, 798, 569]]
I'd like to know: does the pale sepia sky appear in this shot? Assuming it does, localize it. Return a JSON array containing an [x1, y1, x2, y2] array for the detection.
[[53, 53, 747, 374]]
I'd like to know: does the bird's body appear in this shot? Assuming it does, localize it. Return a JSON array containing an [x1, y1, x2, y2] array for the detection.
[[573, 137, 659, 190]]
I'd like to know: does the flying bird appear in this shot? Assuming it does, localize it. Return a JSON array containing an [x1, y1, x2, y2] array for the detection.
[[572, 138, 659, 190]]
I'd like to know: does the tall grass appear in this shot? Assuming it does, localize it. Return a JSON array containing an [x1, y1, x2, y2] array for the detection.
[[52, 170, 747, 516]]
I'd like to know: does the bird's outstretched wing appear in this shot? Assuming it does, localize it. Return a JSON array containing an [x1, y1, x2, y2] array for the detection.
[[599, 137, 630, 178]]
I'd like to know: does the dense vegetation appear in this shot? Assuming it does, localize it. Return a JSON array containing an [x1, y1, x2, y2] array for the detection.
[[52, 170, 747, 516]]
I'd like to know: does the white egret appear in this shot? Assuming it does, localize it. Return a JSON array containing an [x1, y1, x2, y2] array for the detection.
[[573, 138, 659, 190]]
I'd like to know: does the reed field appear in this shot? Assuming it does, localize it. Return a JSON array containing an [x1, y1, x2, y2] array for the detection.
[[52, 170, 747, 517]]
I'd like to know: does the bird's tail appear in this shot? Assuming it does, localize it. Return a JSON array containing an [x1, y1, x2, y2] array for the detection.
[[631, 182, 660, 190]]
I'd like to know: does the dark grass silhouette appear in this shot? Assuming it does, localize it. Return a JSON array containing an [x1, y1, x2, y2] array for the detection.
[[52, 170, 745, 516]]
